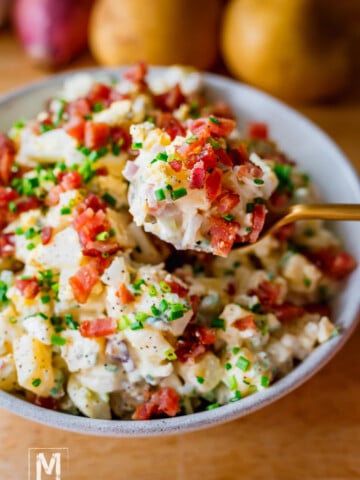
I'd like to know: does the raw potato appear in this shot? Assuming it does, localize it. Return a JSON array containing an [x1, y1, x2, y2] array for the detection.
[[221, 0, 351, 102], [89, 0, 221, 69]]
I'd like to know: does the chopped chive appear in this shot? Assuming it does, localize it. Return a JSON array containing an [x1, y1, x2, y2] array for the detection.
[[118, 315, 131, 331], [131, 142, 143, 149], [168, 310, 183, 321], [26, 243, 36, 250], [96, 231, 110, 241], [41, 295, 51, 304], [165, 184, 173, 191], [230, 390, 242, 402], [109, 228, 116, 237], [38, 313, 48, 320], [185, 135, 199, 145], [303, 277, 312, 288], [159, 281, 171, 293], [9, 316, 17, 324], [39, 123, 54, 134], [83, 114, 93, 120], [261, 375, 270, 387], [225, 362, 232, 371], [32, 378, 42, 387], [209, 116, 221, 124], [304, 227, 315, 237], [211, 318, 225, 330], [130, 321, 143, 330], [25, 228, 37, 239], [133, 279, 145, 290], [150, 152, 168, 164], [89, 147, 108, 162], [151, 305, 160, 316], [207, 137, 221, 149], [196, 376, 205, 384], [15, 227, 24, 235], [223, 214, 233, 222], [164, 348, 177, 361], [228, 375, 238, 391], [77, 145, 91, 156], [8, 201, 17, 213], [236, 356, 250, 372], [254, 197, 266, 205], [51, 334, 66, 346], [12, 120, 25, 129], [0, 281, 8, 304], [232, 347, 240, 354], [55, 325, 65, 333], [148, 285, 157, 296], [171, 187, 187, 201], [101, 193, 116, 207], [246, 202, 255, 213], [159, 299, 169, 312], [65, 314, 79, 330], [154, 188, 166, 201], [135, 312, 149, 322], [250, 303, 261, 313], [206, 403, 219, 410], [253, 178, 264, 185], [60, 206, 71, 215], [92, 102, 104, 112], [112, 143, 121, 156], [54, 100, 65, 126]]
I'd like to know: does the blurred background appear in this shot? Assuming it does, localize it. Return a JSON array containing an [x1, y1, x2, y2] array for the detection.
[[0, 0, 359, 104]]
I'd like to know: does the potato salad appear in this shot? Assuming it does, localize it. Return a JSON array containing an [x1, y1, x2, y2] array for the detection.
[[0, 63, 356, 420]]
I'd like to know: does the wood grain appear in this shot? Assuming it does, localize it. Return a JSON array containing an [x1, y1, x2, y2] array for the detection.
[[0, 28, 359, 480]]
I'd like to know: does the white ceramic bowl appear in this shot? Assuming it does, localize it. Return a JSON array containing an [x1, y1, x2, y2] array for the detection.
[[0, 68, 359, 437]]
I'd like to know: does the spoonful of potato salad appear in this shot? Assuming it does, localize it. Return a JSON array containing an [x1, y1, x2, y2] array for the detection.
[[124, 116, 360, 256]]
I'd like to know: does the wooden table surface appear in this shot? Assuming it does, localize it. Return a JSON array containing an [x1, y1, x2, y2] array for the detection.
[[0, 29, 359, 480]]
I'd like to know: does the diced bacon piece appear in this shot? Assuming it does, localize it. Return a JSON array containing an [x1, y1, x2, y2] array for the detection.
[[41, 226, 53, 245], [207, 116, 236, 137], [198, 143, 217, 170], [74, 209, 110, 245], [87, 83, 112, 106], [110, 126, 131, 151], [0, 187, 18, 206], [116, 283, 135, 305], [154, 113, 186, 141], [84, 122, 110, 150], [188, 118, 210, 137], [169, 160, 182, 172], [80, 317, 118, 338], [209, 216, 239, 257], [205, 168, 223, 202], [249, 280, 280, 307], [167, 280, 189, 298], [69, 263, 100, 304], [154, 84, 185, 111], [95, 167, 109, 176], [66, 98, 91, 120], [274, 223, 296, 242], [132, 387, 180, 420], [209, 101, 234, 119], [15, 277, 39, 299], [305, 303, 331, 317], [216, 191, 240, 215], [78, 193, 107, 213], [17, 196, 42, 213], [269, 191, 290, 208], [0, 133, 15, 185], [248, 204, 266, 243], [82, 240, 120, 257], [270, 303, 306, 322], [305, 248, 357, 280], [189, 161, 206, 189], [0, 233, 15, 257], [46, 185, 63, 206], [26, 392, 59, 410], [230, 144, 250, 165], [64, 117, 86, 143], [233, 315, 257, 331], [175, 324, 216, 362], [248, 122, 268, 140], [216, 148, 233, 167], [59, 170, 82, 190], [124, 61, 148, 84]]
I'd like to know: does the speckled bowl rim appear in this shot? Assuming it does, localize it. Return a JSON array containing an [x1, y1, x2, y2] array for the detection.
[[0, 67, 359, 437]]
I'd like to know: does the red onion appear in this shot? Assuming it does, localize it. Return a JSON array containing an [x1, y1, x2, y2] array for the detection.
[[13, 0, 94, 68]]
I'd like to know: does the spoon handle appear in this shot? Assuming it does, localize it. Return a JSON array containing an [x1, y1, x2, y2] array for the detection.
[[289, 204, 360, 221]]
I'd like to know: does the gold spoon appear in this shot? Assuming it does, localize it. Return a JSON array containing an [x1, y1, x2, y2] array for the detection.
[[234, 203, 360, 249]]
